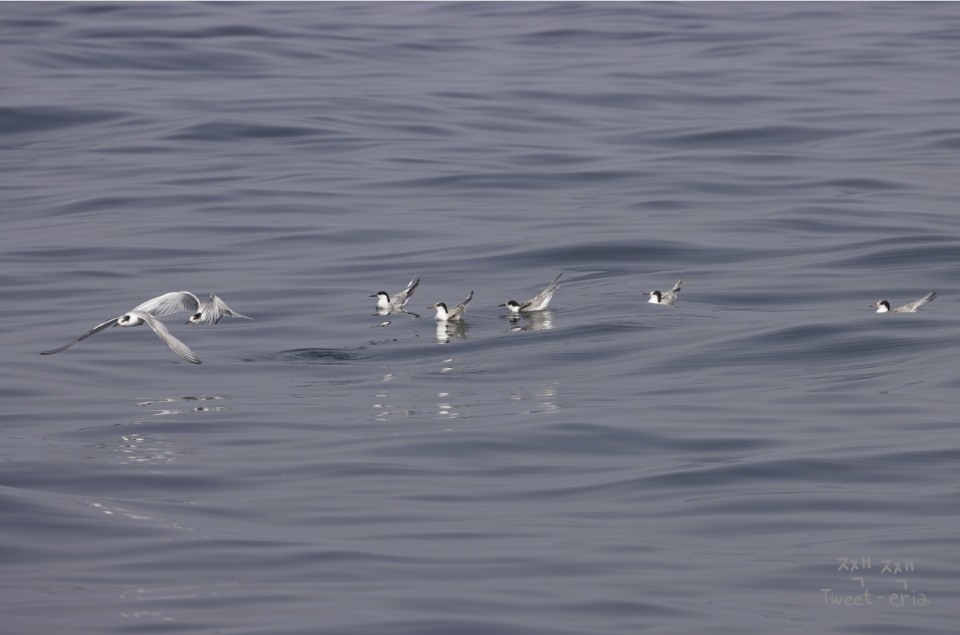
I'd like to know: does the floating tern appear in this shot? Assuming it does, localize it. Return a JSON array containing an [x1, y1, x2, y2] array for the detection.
[[428, 291, 474, 322], [870, 292, 936, 313], [371, 276, 421, 317], [41, 309, 201, 364], [644, 277, 689, 307], [500, 273, 562, 314]]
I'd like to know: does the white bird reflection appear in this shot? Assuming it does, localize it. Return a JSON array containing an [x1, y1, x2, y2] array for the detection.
[[95, 395, 233, 465], [509, 383, 560, 414], [504, 309, 555, 332], [134, 395, 228, 407], [434, 320, 470, 343], [113, 433, 179, 464], [371, 385, 477, 422], [135, 395, 233, 416], [436, 391, 468, 419], [372, 389, 415, 420]]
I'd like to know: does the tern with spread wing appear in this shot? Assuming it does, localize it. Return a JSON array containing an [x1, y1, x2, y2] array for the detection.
[[644, 277, 689, 307], [135, 291, 252, 325], [428, 291, 474, 322], [41, 309, 202, 364], [500, 273, 562, 314], [371, 276, 420, 316], [870, 292, 936, 313]]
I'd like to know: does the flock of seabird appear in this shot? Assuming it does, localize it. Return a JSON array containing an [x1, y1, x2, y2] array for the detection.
[[40, 292, 250, 365], [39, 277, 936, 364]]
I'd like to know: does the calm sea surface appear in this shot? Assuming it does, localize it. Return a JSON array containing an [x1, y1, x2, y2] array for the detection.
[[2, 3, 960, 633]]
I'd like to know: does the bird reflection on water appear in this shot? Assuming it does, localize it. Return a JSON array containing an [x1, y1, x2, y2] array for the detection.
[[435, 320, 470, 344], [509, 383, 560, 415], [80, 396, 234, 466], [504, 309, 555, 332]]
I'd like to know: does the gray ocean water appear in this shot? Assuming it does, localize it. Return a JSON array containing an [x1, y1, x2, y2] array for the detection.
[[3, 3, 959, 633]]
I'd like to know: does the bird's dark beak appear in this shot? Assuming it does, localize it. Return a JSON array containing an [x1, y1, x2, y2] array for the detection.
[[498, 303, 507, 307], [369, 294, 378, 298], [643, 292, 652, 296], [112, 323, 119, 327]]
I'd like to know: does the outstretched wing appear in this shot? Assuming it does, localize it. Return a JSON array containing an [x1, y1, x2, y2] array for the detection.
[[134, 311, 202, 364], [663, 277, 689, 303], [522, 272, 562, 311], [40, 316, 121, 355], [392, 276, 421, 309], [134, 291, 201, 317], [449, 291, 474, 321], [903, 291, 936, 312], [198, 293, 252, 325]]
